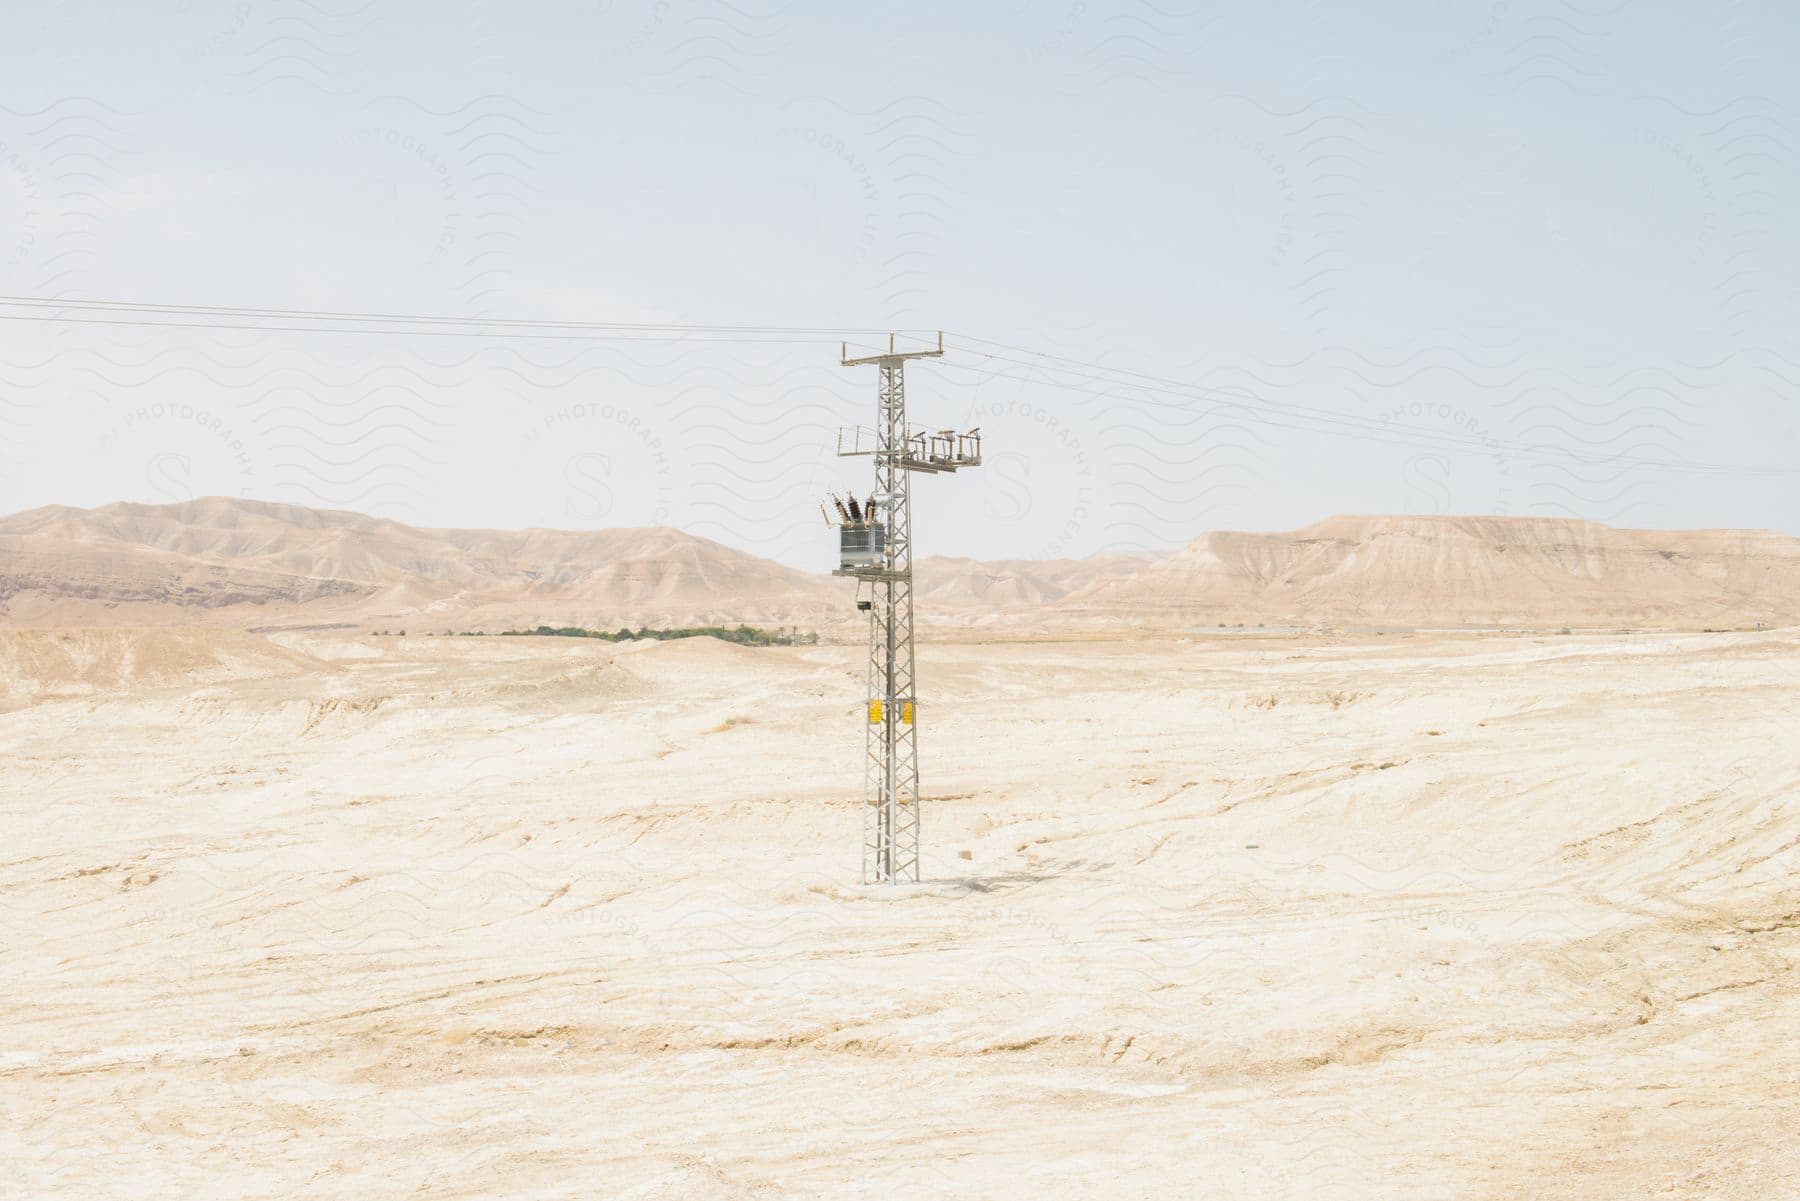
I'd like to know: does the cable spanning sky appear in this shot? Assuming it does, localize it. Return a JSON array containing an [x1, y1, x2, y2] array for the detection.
[[1, 1, 1797, 566]]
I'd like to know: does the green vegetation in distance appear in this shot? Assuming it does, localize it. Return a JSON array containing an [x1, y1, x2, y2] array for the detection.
[[493, 624, 820, 646]]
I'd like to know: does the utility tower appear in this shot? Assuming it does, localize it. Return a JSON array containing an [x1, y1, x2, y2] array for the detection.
[[831, 333, 982, 884]]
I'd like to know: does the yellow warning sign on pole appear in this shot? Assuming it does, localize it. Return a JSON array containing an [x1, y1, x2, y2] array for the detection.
[[901, 702, 914, 725], [867, 699, 883, 724]]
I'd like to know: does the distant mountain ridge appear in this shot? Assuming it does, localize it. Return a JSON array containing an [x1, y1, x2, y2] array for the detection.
[[2, 499, 1797, 632], [1064, 515, 1800, 628], [0, 498, 843, 629]]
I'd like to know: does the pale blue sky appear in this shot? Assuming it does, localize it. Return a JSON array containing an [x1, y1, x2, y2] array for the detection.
[[2, 1, 1797, 564]]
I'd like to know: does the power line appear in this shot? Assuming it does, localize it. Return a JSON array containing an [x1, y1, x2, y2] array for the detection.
[[0, 295, 941, 349], [0, 294, 927, 338], [0, 310, 851, 344], [2, 293, 1791, 476], [939, 340, 1799, 478]]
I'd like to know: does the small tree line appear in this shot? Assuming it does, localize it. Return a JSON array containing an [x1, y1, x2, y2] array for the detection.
[[371, 624, 819, 646], [501, 624, 819, 645]]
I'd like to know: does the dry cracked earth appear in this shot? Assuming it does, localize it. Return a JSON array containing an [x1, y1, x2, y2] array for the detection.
[[3, 627, 1799, 1198]]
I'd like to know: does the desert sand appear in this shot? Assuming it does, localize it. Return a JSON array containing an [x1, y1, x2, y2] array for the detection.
[[4, 623, 1798, 1198]]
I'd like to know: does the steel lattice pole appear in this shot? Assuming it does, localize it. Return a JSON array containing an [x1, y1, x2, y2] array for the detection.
[[842, 334, 960, 885], [862, 358, 920, 883]]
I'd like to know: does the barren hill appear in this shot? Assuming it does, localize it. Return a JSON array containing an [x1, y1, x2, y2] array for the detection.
[[2, 500, 1796, 632], [0, 627, 327, 708], [912, 554, 1151, 610], [0, 498, 846, 630], [1064, 515, 1800, 628]]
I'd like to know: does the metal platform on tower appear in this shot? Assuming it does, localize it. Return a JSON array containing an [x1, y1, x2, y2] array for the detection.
[[835, 425, 983, 473]]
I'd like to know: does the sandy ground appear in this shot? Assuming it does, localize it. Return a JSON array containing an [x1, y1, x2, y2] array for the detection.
[[3, 627, 1799, 1198]]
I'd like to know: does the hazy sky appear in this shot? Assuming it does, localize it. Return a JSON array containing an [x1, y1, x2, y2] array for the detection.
[[2, 1, 1797, 565]]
